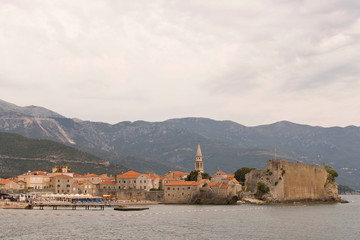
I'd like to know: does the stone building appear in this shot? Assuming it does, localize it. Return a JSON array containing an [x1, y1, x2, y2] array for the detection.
[[164, 179, 209, 203], [0, 179, 26, 193], [98, 180, 117, 195], [51, 175, 73, 194], [72, 180, 97, 195], [116, 171, 141, 190], [17, 171, 50, 190]]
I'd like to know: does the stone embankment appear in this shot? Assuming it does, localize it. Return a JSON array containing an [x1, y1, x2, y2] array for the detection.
[[0, 200, 32, 209]]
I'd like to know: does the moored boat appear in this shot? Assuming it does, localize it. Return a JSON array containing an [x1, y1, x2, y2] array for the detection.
[[114, 207, 149, 211]]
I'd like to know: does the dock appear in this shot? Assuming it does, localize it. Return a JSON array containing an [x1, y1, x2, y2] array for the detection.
[[34, 202, 123, 210]]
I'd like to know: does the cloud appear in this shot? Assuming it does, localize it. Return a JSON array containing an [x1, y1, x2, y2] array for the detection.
[[0, 0, 359, 126]]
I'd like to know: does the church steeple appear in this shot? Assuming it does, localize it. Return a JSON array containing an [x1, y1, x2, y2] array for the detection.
[[195, 144, 204, 173]]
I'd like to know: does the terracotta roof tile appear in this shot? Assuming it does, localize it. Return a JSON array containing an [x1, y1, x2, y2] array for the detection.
[[192, 179, 209, 186], [84, 174, 99, 177], [220, 184, 230, 189], [208, 182, 221, 187], [73, 180, 85, 185], [100, 181, 116, 185], [165, 181, 196, 186], [73, 174, 84, 178], [53, 175, 72, 178], [116, 170, 142, 179]]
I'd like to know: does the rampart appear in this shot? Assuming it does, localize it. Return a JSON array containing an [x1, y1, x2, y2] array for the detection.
[[245, 159, 339, 202]]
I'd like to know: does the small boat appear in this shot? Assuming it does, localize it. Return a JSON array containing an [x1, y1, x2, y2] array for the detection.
[[114, 207, 149, 211]]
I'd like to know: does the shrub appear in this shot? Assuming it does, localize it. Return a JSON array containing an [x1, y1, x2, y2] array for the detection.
[[324, 165, 338, 181], [256, 182, 270, 198], [234, 167, 255, 185]]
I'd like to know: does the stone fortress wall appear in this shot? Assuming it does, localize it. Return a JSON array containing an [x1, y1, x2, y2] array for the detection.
[[245, 159, 339, 202]]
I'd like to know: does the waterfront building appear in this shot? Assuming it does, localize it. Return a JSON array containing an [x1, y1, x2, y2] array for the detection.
[[51, 175, 73, 194], [116, 171, 141, 190], [83, 174, 102, 184], [1, 179, 26, 193], [99, 180, 117, 195], [72, 180, 97, 195], [17, 171, 50, 190], [164, 179, 209, 203]]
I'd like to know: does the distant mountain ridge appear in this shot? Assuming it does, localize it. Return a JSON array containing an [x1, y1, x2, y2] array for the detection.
[[0, 132, 128, 178], [0, 99, 359, 189], [0, 99, 64, 118]]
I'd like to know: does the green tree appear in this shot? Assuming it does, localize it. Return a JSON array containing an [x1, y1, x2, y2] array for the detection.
[[185, 170, 211, 181], [324, 165, 338, 181], [234, 167, 255, 185], [255, 182, 270, 198]]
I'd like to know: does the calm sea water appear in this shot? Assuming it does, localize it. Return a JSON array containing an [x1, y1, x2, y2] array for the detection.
[[1, 195, 359, 240]]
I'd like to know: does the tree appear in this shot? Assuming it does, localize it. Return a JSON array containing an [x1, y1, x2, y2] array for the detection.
[[255, 182, 270, 199], [185, 170, 211, 181], [324, 165, 338, 181], [234, 167, 255, 185]]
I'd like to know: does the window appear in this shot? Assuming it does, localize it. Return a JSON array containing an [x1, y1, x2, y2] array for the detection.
[[58, 180, 60, 182], [188, 187, 190, 189], [89, 185, 91, 189], [66, 185, 70, 188], [140, 180, 142, 183], [167, 187, 170, 190], [144, 180, 146, 183], [67, 180, 69, 182], [57, 185, 60, 188]]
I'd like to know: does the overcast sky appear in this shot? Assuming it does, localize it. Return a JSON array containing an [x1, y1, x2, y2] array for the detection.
[[1, 0, 360, 127]]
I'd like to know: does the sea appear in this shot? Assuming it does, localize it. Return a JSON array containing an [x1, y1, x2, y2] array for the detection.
[[0, 195, 359, 240]]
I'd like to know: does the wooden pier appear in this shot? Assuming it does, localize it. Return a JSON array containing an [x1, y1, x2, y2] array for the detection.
[[34, 203, 123, 210]]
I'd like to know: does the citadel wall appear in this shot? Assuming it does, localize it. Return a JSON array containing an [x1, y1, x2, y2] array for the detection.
[[245, 159, 338, 202]]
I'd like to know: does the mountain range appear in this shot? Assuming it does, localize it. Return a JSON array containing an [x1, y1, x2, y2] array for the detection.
[[0, 131, 128, 178], [0, 99, 359, 189]]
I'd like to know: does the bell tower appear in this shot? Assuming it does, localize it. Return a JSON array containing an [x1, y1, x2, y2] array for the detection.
[[195, 144, 204, 173]]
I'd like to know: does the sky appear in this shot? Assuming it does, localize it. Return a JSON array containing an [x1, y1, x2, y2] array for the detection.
[[1, 0, 360, 127]]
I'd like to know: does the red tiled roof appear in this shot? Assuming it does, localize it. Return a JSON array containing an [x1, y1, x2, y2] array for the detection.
[[73, 174, 84, 178], [192, 179, 209, 186], [165, 181, 196, 186], [73, 180, 85, 185], [101, 176, 115, 181], [100, 181, 116, 185], [165, 179, 208, 186], [2, 179, 11, 184], [208, 182, 221, 187], [84, 174, 99, 178], [116, 170, 142, 179], [220, 184, 230, 189], [53, 175, 72, 178]]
